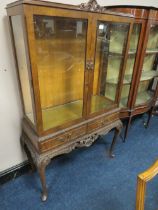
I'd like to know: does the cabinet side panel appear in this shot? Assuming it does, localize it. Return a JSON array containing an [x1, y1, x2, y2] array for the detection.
[[11, 15, 35, 124]]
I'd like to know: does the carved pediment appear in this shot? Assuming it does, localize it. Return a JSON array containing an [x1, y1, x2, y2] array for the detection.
[[79, 0, 106, 12]]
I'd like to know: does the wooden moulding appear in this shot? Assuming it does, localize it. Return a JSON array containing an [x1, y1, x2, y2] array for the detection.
[[106, 7, 149, 19], [136, 160, 158, 210], [107, 7, 158, 21], [6, 0, 134, 18], [148, 9, 158, 20]]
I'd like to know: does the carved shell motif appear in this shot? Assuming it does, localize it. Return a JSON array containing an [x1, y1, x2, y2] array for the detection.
[[79, 0, 106, 12]]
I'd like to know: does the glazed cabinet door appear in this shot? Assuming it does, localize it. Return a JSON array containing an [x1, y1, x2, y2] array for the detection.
[[89, 17, 130, 115], [135, 22, 158, 106], [119, 23, 142, 108], [24, 6, 90, 133]]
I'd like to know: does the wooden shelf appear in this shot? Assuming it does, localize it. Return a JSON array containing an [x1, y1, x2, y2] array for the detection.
[[146, 49, 158, 54], [106, 78, 118, 84], [128, 49, 136, 55], [140, 70, 158, 82], [106, 74, 132, 85], [108, 51, 123, 57], [135, 91, 153, 105]]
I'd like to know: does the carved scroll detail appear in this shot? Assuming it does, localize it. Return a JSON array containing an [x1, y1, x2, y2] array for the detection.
[[79, 0, 106, 12], [77, 134, 99, 147]]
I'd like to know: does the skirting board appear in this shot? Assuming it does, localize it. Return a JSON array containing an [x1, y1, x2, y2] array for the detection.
[[0, 161, 31, 185]]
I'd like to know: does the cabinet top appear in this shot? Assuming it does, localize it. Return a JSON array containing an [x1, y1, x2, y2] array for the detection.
[[6, 0, 134, 18], [107, 6, 158, 19]]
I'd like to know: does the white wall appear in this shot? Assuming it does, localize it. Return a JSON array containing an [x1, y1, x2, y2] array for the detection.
[[0, 0, 158, 172]]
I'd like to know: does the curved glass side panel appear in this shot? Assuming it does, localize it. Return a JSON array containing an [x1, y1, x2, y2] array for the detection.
[[11, 15, 35, 124], [135, 24, 158, 106], [120, 24, 141, 108]]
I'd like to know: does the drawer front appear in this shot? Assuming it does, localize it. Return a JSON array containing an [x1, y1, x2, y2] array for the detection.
[[39, 133, 68, 152], [87, 118, 103, 133], [39, 125, 87, 152], [87, 113, 119, 133], [67, 125, 87, 140]]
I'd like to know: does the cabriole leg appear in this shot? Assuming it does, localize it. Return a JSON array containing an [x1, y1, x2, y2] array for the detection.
[[109, 124, 122, 158], [144, 107, 154, 128], [37, 158, 50, 202], [24, 144, 36, 172], [124, 116, 132, 142], [21, 135, 36, 172]]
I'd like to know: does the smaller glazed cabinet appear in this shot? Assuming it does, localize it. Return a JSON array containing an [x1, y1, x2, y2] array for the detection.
[[6, 0, 158, 201], [107, 6, 158, 139]]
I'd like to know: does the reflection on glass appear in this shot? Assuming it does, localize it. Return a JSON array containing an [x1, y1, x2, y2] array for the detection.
[[11, 16, 35, 124], [91, 22, 129, 113], [120, 24, 141, 108], [34, 15, 87, 130], [136, 25, 158, 106]]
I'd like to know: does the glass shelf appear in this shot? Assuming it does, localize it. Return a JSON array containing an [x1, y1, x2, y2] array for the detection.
[[135, 91, 153, 105], [140, 70, 158, 82]]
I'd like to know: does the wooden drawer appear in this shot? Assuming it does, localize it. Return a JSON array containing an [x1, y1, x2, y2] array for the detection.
[[87, 113, 119, 133], [68, 125, 87, 140], [87, 118, 103, 133], [39, 125, 86, 152], [39, 133, 68, 152]]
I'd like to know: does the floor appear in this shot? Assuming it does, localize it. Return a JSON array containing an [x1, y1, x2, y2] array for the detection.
[[1, 115, 158, 210]]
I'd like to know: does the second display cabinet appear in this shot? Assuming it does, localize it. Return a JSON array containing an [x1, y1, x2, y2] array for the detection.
[[108, 7, 158, 139]]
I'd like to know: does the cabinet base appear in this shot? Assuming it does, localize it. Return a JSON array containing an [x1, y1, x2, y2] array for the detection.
[[21, 120, 122, 201]]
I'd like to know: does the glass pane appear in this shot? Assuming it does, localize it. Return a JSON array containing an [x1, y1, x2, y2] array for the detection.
[[34, 15, 87, 130], [120, 24, 141, 108], [11, 16, 35, 124], [146, 25, 158, 50], [136, 24, 158, 106], [91, 22, 129, 113]]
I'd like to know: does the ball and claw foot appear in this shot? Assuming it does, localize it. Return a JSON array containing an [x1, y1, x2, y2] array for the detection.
[[41, 192, 48, 202]]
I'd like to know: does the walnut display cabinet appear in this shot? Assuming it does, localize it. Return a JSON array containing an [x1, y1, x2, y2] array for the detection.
[[7, 0, 153, 201], [107, 6, 158, 139]]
